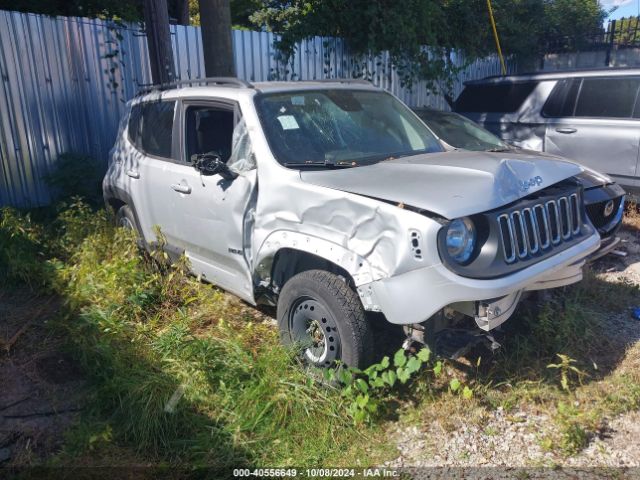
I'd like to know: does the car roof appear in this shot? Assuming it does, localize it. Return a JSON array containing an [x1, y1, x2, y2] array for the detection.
[[465, 67, 640, 85], [252, 80, 378, 93], [133, 79, 379, 103]]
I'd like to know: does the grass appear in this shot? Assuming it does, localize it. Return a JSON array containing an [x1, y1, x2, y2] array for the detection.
[[2, 198, 640, 468], [0, 200, 389, 470]]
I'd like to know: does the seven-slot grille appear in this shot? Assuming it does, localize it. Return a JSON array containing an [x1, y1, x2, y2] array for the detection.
[[498, 193, 582, 264]]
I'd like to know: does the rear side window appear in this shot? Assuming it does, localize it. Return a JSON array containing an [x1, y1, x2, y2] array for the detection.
[[128, 101, 176, 158], [127, 105, 142, 147], [542, 79, 580, 117], [574, 77, 640, 118], [454, 82, 538, 113]]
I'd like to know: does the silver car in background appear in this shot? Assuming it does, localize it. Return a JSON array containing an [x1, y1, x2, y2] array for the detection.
[[454, 68, 640, 197]]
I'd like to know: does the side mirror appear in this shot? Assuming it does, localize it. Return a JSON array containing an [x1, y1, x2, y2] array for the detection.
[[192, 153, 237, 180]]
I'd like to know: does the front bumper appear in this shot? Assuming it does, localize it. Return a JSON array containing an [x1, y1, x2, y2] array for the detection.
[[358, 231, 600, 326], [587, 235, 621, 262]]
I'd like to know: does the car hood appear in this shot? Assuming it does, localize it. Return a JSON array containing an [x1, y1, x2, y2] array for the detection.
[[507, 149, 612, 188], [299, 151, 583, 219]]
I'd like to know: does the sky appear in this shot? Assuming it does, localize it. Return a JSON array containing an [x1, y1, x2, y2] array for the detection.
[[601, 0, 640, 20]]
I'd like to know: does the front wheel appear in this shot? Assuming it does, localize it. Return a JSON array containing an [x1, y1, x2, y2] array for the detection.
[[277, 270, 374, 369]]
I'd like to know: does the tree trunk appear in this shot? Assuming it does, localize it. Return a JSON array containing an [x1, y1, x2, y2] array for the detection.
[[176, 0, 190, 26], [198, 0, 236, 77], [144, 0, 176, 85]]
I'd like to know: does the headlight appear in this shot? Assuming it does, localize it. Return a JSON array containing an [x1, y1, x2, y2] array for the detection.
[[445, 217, 476, 263]]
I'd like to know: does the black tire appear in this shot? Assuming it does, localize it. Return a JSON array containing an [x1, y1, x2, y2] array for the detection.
[[277, 270, 374, 369], [115, 204, 141, 237]]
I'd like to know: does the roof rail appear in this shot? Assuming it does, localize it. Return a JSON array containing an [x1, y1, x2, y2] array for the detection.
[[307, 78, 373, 85], [136, 77, 253, 96], [464, 66, 640, 86]]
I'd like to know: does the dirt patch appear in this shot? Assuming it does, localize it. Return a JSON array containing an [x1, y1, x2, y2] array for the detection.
[[0, 289, 86, 466], [596, 227, 640, 286], [35, 353, 84, 385]]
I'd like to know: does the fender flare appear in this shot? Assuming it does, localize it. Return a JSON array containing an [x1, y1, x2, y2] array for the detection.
[[254, 230, 384, 288]]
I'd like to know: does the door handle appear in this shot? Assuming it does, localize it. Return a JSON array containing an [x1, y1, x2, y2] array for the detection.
[[171, 183, 192, 194], [126, 169, 140, 179], [555, 127, 577, 134]]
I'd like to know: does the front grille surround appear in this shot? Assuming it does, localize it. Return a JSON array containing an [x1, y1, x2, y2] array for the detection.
[[437, 180, 595, 280], [585, 195, 624, 235], [498, 192, 581, 264]]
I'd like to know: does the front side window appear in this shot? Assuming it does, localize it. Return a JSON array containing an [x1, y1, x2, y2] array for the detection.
[[130, 100, 176, 158], [574, 77, 640, 118], [185, 106, 235, 163], [254, 89, 442, 168]]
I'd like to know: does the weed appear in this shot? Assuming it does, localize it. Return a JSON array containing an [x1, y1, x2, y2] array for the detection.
[[333, 347, 472, 424], [554, 402, 595, 455], [547, 354, 588, 392]]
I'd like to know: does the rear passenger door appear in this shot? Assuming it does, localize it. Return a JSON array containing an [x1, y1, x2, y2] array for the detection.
[[543, 76, 640, 180], [126, 99, 182, 245]]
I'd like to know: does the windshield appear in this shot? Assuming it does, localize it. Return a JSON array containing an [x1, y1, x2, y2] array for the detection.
[[254, 89, 443, 167], [414, 109, 509, 152]]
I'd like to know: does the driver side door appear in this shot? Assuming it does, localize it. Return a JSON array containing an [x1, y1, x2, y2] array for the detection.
[[168, 99, 257, 302]]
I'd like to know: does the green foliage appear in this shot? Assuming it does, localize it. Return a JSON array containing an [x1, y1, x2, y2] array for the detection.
[[612, 16, 640, 45], [0, 0, 143, 21], [547, 354, 588, 392], [554, 401, 593, 455], [491, 288, 605, 384], [1, 200, 369, 467], [0, 207, 54, 288], [331, 347, 473, 424], [44, 153, 105, 205], [3, 0, 263, 29], [250, 0, 606, 89]]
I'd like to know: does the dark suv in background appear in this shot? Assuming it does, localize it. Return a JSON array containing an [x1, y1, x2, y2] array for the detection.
[[454, 68, 640, 197]]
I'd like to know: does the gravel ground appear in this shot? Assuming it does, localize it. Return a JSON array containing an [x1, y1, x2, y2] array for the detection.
[[388, 220, 640, 470]]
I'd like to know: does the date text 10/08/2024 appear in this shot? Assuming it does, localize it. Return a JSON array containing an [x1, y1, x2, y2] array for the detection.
[[233, 468, 399, 477]]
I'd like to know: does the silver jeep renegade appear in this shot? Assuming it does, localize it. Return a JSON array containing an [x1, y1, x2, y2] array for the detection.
[[103, 78, 602, 368]]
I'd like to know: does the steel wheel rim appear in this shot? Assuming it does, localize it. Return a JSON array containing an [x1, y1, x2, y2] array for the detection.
[[289, 296, 339, 366], [119, 216, 134, 230]]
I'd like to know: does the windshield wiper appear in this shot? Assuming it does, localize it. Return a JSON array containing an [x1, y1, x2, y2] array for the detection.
[[486, 147, 512, 152], [283, 159, 358, 168]]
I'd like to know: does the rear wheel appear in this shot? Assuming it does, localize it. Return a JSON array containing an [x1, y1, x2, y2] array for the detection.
[[115, 204, 137, 231], [277, 270, 374, 369]]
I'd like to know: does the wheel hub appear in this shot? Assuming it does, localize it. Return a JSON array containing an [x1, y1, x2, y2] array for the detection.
[[289, 297, 339, 366], [119, 216, 134, 230]]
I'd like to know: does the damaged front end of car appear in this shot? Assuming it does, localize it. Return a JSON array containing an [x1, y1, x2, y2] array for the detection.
[[304, 158, 602, 357], [248, 86, 604, 362]]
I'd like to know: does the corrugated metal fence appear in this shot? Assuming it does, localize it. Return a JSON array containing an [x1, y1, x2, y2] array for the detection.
[[0, 9, 514, 208]]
